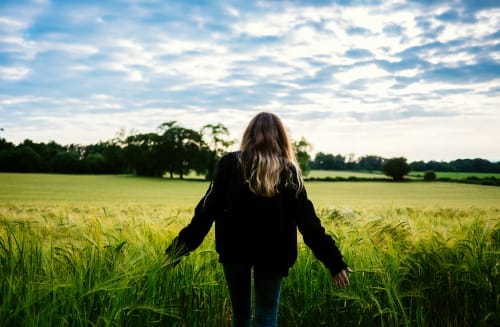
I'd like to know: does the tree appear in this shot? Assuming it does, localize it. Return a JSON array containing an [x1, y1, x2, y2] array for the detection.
[[410, 160, 427, 171], [382, 157, 411, 181], [358, 155, 384, 172], [201, 123, 234, 158], [45, 141, 66, 171], [424, 171, 437, 181], [85, 153, 106, 173], [346, 153, 358, 170], [311, 152, 346, 170], [449, 158, 496, 173], [158, 122, 206, 179], [293, 137, 312, 176], [124, 133, 162, 176], [201, 123, 235, 179], [0, 137, 14, 151], [13, 145, 43, 172], [52, 151, 82, 173], [0, 137, 15, 171], [426, 160, 448, 172], [83, 141, 126, 174]]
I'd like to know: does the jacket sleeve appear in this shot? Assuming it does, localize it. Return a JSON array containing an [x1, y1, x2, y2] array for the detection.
[[165, 154, 230, 258], [294, 187, 348, 276]]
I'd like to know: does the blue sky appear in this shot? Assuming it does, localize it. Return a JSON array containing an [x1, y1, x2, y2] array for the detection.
[[0, 0, 499, 161]]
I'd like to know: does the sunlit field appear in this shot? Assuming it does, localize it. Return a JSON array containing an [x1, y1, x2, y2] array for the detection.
[[1, 173, 499, 326], [306, 170, 388, 179]]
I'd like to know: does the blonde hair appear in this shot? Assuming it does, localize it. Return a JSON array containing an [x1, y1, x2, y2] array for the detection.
[[239, 112, 303, 197]]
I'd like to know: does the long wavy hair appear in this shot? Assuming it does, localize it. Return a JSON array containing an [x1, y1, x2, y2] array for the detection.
[[239, 112, 303, 197]]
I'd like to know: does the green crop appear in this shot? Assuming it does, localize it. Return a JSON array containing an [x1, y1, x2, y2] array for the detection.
[[0, 173, 498, 326]]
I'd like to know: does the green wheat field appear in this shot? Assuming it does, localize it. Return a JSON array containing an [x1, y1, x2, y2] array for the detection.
[[1, 173, 499, 326]]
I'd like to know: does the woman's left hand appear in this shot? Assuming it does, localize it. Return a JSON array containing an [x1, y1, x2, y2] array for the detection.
[[332, 267, 353, 288]]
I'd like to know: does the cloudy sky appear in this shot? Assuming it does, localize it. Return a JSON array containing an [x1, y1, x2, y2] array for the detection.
[[1, 0, 499, 162]]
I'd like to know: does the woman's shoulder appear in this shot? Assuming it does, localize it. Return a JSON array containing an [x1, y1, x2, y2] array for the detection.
[[226, 150, 241, 158], [220, 151, 240, 163], [217, 151, 241, 172]]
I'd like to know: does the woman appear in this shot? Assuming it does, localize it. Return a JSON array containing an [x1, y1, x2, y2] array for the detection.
[[165, 112, 352, 327]]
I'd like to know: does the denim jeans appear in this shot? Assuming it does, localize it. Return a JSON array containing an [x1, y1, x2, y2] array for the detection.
[[222, 263, 282, 327]]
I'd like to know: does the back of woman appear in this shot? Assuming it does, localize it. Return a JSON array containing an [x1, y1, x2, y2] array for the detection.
[[211, 150, 300, 275], [165, 112, 351, 327]]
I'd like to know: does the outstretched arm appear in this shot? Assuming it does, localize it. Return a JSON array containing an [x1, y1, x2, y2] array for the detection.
[[294, 187, 349, 278], [164, 154, 231, 264]]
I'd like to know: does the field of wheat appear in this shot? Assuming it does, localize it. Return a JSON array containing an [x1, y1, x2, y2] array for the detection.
[[0, 173, 499, 326]]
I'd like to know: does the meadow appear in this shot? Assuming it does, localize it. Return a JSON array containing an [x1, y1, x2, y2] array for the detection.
[[306, 170, 389, 179], [0, 173, 499, 326]]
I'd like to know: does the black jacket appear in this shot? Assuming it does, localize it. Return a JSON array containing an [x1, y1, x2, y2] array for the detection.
[[166, 152, 347, 276]]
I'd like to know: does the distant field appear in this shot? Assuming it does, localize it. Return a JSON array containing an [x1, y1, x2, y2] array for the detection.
[[307, 170, 387, 179], [1, 173, 499, 209], [305, 181, 500, 208], [0, 173, 207, 207]]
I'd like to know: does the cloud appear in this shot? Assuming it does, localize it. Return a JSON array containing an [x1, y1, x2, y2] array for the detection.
[[0, 66, 30, 80], [0, 0, 499, 161], [349, 106, 454, 122]]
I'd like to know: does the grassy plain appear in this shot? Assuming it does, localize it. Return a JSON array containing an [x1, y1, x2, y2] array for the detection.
[[306, 170, 388, 179], [3, 173, 500, 208], [0, 173, 499, 326], [0, 173, 207, 206]]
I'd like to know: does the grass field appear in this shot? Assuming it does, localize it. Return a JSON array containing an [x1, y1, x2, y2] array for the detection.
[[0, 173, 499, 326], [306, 170, 388, 179], [2, 173, 499, 208], [0, 173, 207, 206]]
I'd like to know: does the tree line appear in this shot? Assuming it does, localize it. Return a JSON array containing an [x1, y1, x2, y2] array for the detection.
[[1, 123, 499, 178], [309, 153, 500, 173], [0, 122, 234, 179]]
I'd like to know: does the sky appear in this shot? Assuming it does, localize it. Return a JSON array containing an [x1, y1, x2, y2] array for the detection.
[[0, 0, 499, 162]]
